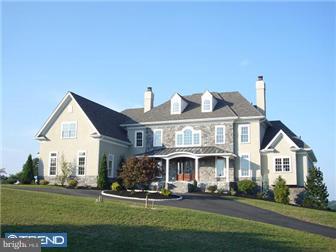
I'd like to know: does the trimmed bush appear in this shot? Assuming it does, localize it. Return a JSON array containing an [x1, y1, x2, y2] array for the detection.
[[188, 180, 198, 192], [40, 180, 49, 185], [160, 188, 172, 197], [21, 154, 34, 184], [207, 185, 217, 193], [274, 176, 289, 204], [111, 182, 121, 191], [97, 154, 108, 189], [67, 179, 78, 188], [238, 180, 258, 195]]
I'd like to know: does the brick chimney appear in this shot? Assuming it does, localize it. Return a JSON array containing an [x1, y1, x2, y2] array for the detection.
[[144, 87, 154, 113], [256, 76, 266, 115]]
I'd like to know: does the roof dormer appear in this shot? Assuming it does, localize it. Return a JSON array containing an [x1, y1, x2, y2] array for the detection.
[[201, 91, 217, 112], [170, 93, 188, 115]]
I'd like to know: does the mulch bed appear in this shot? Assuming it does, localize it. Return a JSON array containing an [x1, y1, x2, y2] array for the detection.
[[104, 190, 180, 199]]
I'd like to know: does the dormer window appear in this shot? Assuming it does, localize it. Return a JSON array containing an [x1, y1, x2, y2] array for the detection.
[[172, 101, 180, 114], [201, 90, 217, 112], [170, 93, 188, 115]]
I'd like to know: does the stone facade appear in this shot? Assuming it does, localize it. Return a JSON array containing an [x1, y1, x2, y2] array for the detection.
[[43, 175, 97, 187]]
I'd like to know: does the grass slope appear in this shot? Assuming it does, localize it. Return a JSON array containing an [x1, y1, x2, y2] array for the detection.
[[1, 187, 336, 251], [227, 196, 336, 229]]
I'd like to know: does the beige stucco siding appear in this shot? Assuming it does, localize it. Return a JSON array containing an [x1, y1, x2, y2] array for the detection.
[[38, 98, 100, 180], [234, 120, 262, 184]]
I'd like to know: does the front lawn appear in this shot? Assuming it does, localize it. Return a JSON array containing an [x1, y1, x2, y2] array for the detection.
[[1, 187, 336, 251], [227, 196, 336, 229]]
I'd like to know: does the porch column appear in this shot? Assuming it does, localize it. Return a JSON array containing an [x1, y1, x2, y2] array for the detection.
[[226, 157, 230, 183], [195, 157, 199, 181], [165, 158, 170, 189]]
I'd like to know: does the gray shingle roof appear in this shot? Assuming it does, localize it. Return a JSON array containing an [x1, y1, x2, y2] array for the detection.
[[261, 120, 307, 149], [121, 91, 263, 124], [71, 92, 130, 142], [139, 146, 232, 156]]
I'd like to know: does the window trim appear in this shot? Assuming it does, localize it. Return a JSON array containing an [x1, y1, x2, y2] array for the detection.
[[153, 129, 163, 147], [171, 101, 181, 114], [238, 124, 250, 144], [175, 126, 201, 147], [77, 150, 86, 176], [215, 157, 226, 178], [61, 121, 77, 139], [202, 99, 212, 112], [239, 153, 251, 177], [134, 130, 144, 147], [273, 156, 291, 173], [215, 125, 226, 144], [107, 153, 114, 178], [48, 152, 58, 176]]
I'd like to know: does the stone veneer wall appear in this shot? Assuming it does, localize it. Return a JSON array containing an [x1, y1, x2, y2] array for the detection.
[[43, 176, 97, 187]]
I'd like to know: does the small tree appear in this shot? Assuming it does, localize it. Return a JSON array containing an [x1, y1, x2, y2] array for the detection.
[[119, 156, 158, 189], [21, 154, 34, 184], [274, 176, 290, 204], [58, 155, 73, 186], [303, 166, 329, 209], [97, 154, 108, 189]]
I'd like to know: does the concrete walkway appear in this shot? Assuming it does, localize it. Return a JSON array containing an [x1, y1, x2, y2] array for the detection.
[[6, 186, 336, 239]]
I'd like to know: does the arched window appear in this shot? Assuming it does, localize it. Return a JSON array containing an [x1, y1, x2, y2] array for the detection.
[[176, 127, 201, 146]]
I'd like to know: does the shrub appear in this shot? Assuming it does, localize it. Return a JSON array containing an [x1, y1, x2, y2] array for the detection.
[[188, 180, 198, 192], [261, 189, 274, 201], [217, 188, 226, 194], [160, 188, 172, 197], [207, 185, 217, 193], [238, 180, 258, 195], [230, 189, 237, 196], [40, 180, 49, 185], [97, 154, 108, 189], [229, 182, 238, 192], [119, 156, 158, 189], [7, 174, 20, 184], [111, 182, 121, 191], [21, 154, 34, 184], [67, 179, 78, 188], [58, 155, 73, 186], [274, 176, 289, 204]]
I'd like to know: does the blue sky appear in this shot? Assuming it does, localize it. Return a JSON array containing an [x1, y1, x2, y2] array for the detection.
[[1, 2, 335, 199]]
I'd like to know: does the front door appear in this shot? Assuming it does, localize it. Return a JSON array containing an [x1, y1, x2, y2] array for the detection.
[[176, 159, 194, 181]]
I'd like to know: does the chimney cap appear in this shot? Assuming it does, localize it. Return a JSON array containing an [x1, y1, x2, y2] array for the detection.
[[257, 75, 264, 81], [146, 87, 152, 92]]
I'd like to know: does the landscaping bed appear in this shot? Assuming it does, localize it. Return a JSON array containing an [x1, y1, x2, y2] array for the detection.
[[102, 190, 182, 201]]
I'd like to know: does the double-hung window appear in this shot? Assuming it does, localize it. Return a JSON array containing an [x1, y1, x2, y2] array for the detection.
[[49, 152, 57, 176], [215, 158, 226, 177], [240, 154, 250, 177], [153, 129, 163, 147], [203, 99, 211, 112], [135, 131, 144, 147], [215, 126, 225, 144], [61, 122, 77, 139], [239, 124, 250, 143], [274, 157, 291, 172], [77, 151, 86, 176], [107, 154, 114, 178]]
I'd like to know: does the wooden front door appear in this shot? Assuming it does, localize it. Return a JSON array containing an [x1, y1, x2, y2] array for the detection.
[[176, 159, 194, 181]]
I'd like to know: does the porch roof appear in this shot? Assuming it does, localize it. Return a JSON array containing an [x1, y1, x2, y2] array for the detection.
[[139, 146, 235, 158]]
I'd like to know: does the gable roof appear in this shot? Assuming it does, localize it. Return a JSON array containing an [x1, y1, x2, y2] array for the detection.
[[121, 91, 263, 124], [69, 92, 130, 142], [261, 120, 307, 149]]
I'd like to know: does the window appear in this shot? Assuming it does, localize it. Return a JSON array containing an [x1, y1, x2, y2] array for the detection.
[[215, 158, 226, 177], [175, 127, 201, 146], [107, 154, 114, 178], [239, 124, 250, 143], [77, 151, 86, 176], [135, 131, 144, 147], [172, 102, 180, 113], [49, 152, 57, 176], [274, 157, 291, 172], [215, 126, 225, 144], [240, 154, 250, 177], [153, 129, 163, 147], [61, 122, 77, 139], [203, 99, 211, 112]]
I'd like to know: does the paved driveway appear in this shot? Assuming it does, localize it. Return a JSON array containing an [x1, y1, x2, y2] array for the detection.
[[6, 186, 336, 239]]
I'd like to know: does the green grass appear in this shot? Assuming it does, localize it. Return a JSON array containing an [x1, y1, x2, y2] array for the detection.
[[1, 187, 336, 251], [226, 196, 336, 229]]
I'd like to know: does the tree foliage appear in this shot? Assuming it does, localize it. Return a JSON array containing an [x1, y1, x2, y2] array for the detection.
[[58, 155, 73, 186], [274, 176, 290, 204], [303, 166, 329, 209], [97, 154, 108, 189], [119, 156, 158, 189], [21, 154, 34, 184]]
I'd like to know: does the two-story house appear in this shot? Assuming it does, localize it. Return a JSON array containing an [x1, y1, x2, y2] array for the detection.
[[36, 76, 316, 195]]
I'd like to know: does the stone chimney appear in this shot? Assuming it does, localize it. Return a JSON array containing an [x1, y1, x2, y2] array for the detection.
[[144, 87, 154, 113], [256, 75, 266, 115]]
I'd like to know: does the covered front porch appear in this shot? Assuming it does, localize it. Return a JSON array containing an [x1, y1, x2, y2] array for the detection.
[[143, 146, 236, 191]]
